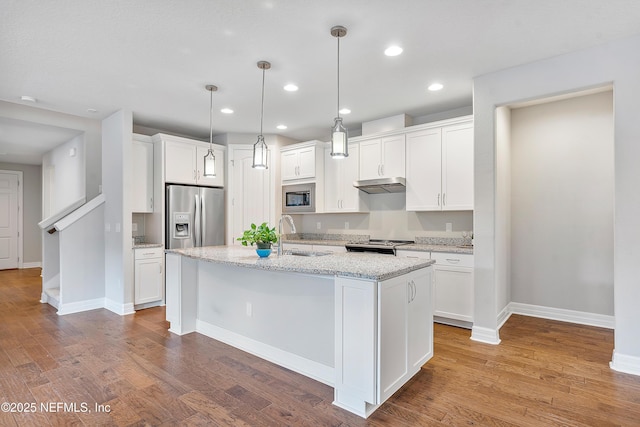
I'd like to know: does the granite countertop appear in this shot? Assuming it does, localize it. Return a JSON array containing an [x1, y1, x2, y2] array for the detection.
[[282, 233, 474, 255], [166, 245, 434, 281], [400, 244, 474, 255], [133, 243, 164, 249]]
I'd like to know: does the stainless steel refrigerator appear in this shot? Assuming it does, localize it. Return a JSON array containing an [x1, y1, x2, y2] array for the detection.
[[166, 185, 225, 249]]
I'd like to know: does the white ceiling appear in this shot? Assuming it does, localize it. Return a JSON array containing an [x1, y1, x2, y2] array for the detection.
[[2, 0, 640, 165]]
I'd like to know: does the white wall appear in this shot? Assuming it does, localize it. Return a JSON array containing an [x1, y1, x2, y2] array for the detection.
[[42, 134, 85, 217], [510, 91, 613, 315], [473, 33, 640, 373], [495, 107, 511, 322], [102, 109, 134, 315], [0, 101, 101, 201]]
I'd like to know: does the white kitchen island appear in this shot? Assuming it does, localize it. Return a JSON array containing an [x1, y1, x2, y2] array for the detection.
[[165, 245, 435, 418]]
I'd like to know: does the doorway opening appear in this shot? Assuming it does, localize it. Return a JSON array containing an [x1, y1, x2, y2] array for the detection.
[[496, 87, 614, 328]]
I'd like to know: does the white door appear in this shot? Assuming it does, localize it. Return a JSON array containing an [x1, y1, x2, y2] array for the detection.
[[230, 147, 272, 244], [0, 172, 19, 270]]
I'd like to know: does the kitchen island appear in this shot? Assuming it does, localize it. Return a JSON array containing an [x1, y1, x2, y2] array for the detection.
[[165, 246, 435, 418]]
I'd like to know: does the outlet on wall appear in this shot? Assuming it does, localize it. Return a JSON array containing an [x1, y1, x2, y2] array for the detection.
[[132, 223, 138, 232], [446, 222, 452, 232], [316, 222, 321, 230], [345, 222, 350, 230]]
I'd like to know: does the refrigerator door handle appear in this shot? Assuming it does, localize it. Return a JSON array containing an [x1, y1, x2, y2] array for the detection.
[[194, 194, 201, 247], [201, 191, 207, 247]]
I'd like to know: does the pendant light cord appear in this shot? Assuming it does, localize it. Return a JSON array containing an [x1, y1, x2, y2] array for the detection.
[[336, 36, 341, 119], [209, 89, 214, 149], [260, 67, 265, 136]]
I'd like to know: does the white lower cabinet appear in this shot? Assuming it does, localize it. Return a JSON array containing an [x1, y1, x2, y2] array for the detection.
[[377, 268, 432, 403], [335, 268, 433, 415], [397, 250, 474, 327], [134, 247, 164, 305], [431, 252, 474, 325]]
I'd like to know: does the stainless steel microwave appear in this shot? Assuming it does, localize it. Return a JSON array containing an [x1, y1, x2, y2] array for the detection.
[[282, 183, 315, 213]]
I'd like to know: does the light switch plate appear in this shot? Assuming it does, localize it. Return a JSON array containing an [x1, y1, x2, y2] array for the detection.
[[446, 222, 452, 232]]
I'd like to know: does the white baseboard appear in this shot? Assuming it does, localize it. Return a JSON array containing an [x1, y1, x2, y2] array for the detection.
[[104, 299, 136, 316], [196, 319, 334, 387], [610, 350, 640, 376], [471, 326, 501, 344], [508, 302, 614, 329], [22, 262, 42, 269], [57, 298, 105, 316], [497, 305, 512, 329]]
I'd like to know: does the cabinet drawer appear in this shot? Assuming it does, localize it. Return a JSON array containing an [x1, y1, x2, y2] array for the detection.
[[135, 247, 164, 260], [396, 250, 430, 259], [431, 252, 473, 268]]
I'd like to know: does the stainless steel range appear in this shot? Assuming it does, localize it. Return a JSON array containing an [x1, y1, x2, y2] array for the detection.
[[345, 239, 414, 255]]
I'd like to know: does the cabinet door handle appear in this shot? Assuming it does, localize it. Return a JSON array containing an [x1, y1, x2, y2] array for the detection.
[[380, 164, 384, 176], [446, 258, 461, 264], [150, 197, 153, 210], [437, 193, 441, 206], [193, 170, 197, 180], [443, 193, 446, 206], [159, 263, 162, 274]]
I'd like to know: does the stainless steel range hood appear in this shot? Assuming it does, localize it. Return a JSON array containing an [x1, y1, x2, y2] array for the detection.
[[353, 177, 406, 194]]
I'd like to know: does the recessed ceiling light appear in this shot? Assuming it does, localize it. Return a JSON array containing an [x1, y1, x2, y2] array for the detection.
[[384, 46, 403, 57], [220, 108, 234, 114], [428, 83, 444, 91], [87, 108, 98, 113], [276, 124, 287, 130], [20, 95, 37, 103], [339, 108, 351, 115], [283, 84, 298, 92]]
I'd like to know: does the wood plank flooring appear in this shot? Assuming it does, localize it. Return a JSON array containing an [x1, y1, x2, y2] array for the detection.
[[2, 268, 640, 426]]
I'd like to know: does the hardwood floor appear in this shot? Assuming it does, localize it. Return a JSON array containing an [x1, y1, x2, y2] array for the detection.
[[2, 268, 640, 426]]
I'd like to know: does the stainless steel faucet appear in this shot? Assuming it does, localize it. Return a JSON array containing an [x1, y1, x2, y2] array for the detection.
[[277, 214, 297, 256]]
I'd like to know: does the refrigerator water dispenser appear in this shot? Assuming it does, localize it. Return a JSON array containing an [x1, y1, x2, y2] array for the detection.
[[173, 213, 191, 239]]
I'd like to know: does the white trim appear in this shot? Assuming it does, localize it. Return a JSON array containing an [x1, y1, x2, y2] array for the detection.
[[497, 305, 512, 329], [104, 298, 135, 316], [22, 262, 42, 269], [610, 350, 640, 376], [470, 326, 501, 344], [57, 298, 104, 316], [196, 319, 334, 387], [508, 302, 614, 329]]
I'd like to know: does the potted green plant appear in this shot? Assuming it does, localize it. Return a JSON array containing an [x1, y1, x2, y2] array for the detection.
[[237, 222, 278, 257]]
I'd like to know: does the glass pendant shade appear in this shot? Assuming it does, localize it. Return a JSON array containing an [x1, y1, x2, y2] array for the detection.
[[252, 61, 271, 169], [252, 135, 268, 169], [330, 117, 348, 158], [203, 148, 216, 177], [330, 26, 349, 159], [203, 84, 218, 177]]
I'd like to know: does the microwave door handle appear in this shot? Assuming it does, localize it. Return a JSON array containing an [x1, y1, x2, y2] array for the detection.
[[194, 194, 201, 247]]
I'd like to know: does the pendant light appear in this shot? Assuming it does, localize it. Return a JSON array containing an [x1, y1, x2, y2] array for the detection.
[[330, 25, 348, 159], [252, 61, 271, 169], [203, 84, 218, 177]]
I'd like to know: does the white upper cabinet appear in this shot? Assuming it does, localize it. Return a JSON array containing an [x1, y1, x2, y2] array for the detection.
[[406, 119, 473, 211], [131, 135, 154, 213], [442, 123, 474, 210], [324, 143, 367, 213], [163, 136, 225, 187], [281, 144, 316, 181], [358, 135, 405, 180]]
